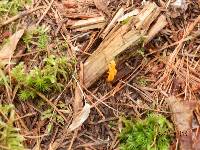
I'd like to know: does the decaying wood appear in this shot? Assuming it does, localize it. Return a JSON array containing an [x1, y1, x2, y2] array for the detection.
[[144, 14, 167, 44], [117, 9, 139, 22], [83, 2, 166, 88]]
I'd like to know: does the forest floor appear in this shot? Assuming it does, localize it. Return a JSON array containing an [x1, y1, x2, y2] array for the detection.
[[0, 0, 200, 150]]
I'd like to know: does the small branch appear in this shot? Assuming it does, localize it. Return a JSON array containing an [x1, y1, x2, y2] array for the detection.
[[0, 7, 44, 28]]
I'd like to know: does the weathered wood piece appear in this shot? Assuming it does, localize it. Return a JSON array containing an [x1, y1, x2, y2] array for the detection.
[[70, 16, 106, 31], [83, 2, 166, 87]]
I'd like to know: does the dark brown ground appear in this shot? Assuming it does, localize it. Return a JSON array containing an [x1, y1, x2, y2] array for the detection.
[[1, 0, 200, 149]]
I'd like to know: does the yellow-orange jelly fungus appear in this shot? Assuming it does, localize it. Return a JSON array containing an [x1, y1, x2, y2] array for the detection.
[[107, 60, 117, 82]]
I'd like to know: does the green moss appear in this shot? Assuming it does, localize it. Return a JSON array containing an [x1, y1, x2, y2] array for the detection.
[[18, 90, 36, 101], [137, 76, 148, 86], [37, 27, 49, 49], [137, 48, 145, 57], [0, 0, 31, 16], [120, 17, 132, 25], [119, 114, 174, 150], [11, 55, 76, 101], [0, 104, 25, 150]]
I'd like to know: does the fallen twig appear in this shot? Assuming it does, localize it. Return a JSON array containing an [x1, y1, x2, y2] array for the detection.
[[0, 7, 44, 28]]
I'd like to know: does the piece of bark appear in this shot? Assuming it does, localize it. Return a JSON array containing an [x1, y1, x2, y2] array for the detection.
[[83, 2, 163, 88], [193, 129, 200, 150], [63, 0, 78, 8], [73, 62, 84, 113], [74, 23, 105, 31], [167, 96, 197, 150]]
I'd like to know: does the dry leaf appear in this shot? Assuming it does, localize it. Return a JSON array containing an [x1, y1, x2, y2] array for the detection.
[[68, 103, 91, 132], [167, 96, 197, 150], [0, 29, 25, 66]]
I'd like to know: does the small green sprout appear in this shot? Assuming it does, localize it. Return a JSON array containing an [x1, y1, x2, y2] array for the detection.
[[41, 102, 70, 133], [23, 26, 49, 50], [37, 27, 49, 49]]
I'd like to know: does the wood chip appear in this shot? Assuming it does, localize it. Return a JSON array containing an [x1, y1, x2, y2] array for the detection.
[[70, 16, 106, 31]]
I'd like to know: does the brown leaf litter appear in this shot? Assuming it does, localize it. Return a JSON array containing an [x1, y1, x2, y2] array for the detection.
[[0, 29, 24, 66]]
